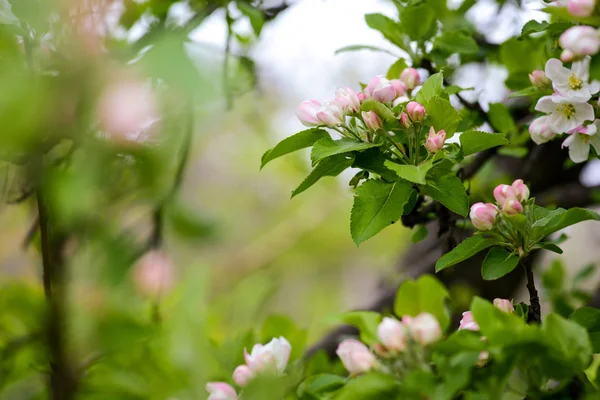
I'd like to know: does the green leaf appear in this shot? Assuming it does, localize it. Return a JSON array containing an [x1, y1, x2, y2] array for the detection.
[[261, 128, 329, 169], [424, 168, 469, 216], [364, 13, 405, 49], [570, 308, 600, 353], [534, 241, 564, 254], [543, 6, 600, 25], [426, 97, 462, 137], [444, 85, 474, 95], [237, 2, 265, 36], [532, 207, 600, 240], [411, 224, 428, 243], [291, 154, 355, 197], [353, 149, 399, 182], [519, 20, 549, 38], [487, 103, 517, 135], [590, 54, 600, 82], [335, 311, 382, 344], [350, 179, 416, 245], [470, 297, 536, 345], [499, 38, 544, 74], [481, 247, 519, 280], [310, 137, 381, 166], [297, 374, 347, 397], [384, 159, 434, 185], [433, 31, 479, 55], [387, 58, 408, 79], [335, 44, 399, 57], [544, 313, 593, 376], [335, 373, 398, 400], [415, 72, 444, 106], [436, 236, 499, 272], [165, 199, 215, 240], [460, 130, 508, 156], [360, 99, 397, 126], [394, 275, 450, 330], [401, 3, 436, 40]]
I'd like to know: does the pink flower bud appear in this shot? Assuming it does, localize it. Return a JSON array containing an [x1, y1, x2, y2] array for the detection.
[[232, 365, 255, 387], [361, 110, 383, 131], [390, 79, 407, 97], [469, 202, 499, 231], [528, 70, 551, 89], [97, 78, 159, 146], [132, 251, 176, 298], [336, 339, 376, 375], [295, 100, 322, 126], [529, 116, 557, 144], [357, 92, 367, 102], [560, 49, 576, 63], [206, 382, 238, 400], [364, 75, 397, 103], [425, 126, 446, 153], [559, 26, 600, 57], [335, 87, 361, 113], [402, 313, 442, 345], [493, 298, 514, 313], [458, 311, 480, 331], [567, 0, 596, 17], [493, 184, 517, 205], [400, 68, 420, 90], [406, 101, 426, 122], [511, 179, 530, 202], [399, 112, 412, 129], [316, 101, 344, 127], [377, 317, 407, 352], [244, 337, 291, 374], [477, 351, 490, 367], [502, 198, 523, 215]]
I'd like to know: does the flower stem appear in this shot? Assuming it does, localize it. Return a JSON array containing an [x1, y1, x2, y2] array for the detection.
[[522, 260, 541, 324]]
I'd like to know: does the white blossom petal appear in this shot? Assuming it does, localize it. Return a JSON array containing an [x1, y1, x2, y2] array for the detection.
[[572, 56, 591, 81], [574, 102, 595, 123], [568, 135, 591, 163], [545, 58, 571, 82], [535, 96, 557, 113]]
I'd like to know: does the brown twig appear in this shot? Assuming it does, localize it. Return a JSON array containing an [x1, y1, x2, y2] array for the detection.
[[523, 260, 541, 324]]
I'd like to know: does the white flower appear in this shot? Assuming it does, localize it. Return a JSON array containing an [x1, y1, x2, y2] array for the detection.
[[562, 121, 600, 163], [534, 95, 595, 133], [545, 57, 600, 103], [244, 337, 291, 374]]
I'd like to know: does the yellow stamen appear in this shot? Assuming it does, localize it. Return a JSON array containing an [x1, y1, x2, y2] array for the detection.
[[556, 104, 576, 120], [568, 73, 583, 90]]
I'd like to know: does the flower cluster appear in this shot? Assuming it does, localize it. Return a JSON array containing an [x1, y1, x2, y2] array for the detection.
[[469, 179, 530, 231], [531, 57, 600, 163], [205, 337, 291, 400], [336, 312, 442, 376]]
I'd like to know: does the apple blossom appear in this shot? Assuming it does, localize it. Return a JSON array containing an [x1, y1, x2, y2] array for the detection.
[[357, 92, 367, 101], [562, 122, 600, 163], [561, 49, 576, 63], [402, 313, 442, 345], [335, 87, 361, 113], [529, 116, 557, 144], [232, 365, 254, 387], [399, 112, 411, 128], [470, 202, 499, 231], [559, 26, 600, 58], [316, 101, 344, 127], [336, 339, 376, 375], [459, 311, 480, 331], [545, 57, 600, 103], [390, 79, 407, 97], [364, 75, 397, 103], [362, 110, 383, 131], [493, 298, 515, 313], [567, 0, 596, 17], [406, 101, 426, 122], [244, 337, 291, 374], [511, 179, 530, 202], [400, 68, 420, 90], [502, 199, 524, 215], [425, 126, 446, 153], [97, 78, 159, 145], [528, 70, 551, 89], [296, 100, 322, 126], [132, 251, 176, 298], [534, 95, 594, 133], [493, 184, 517, 205], [377, 317, 407, 352], [206, 383, 238, 400]]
